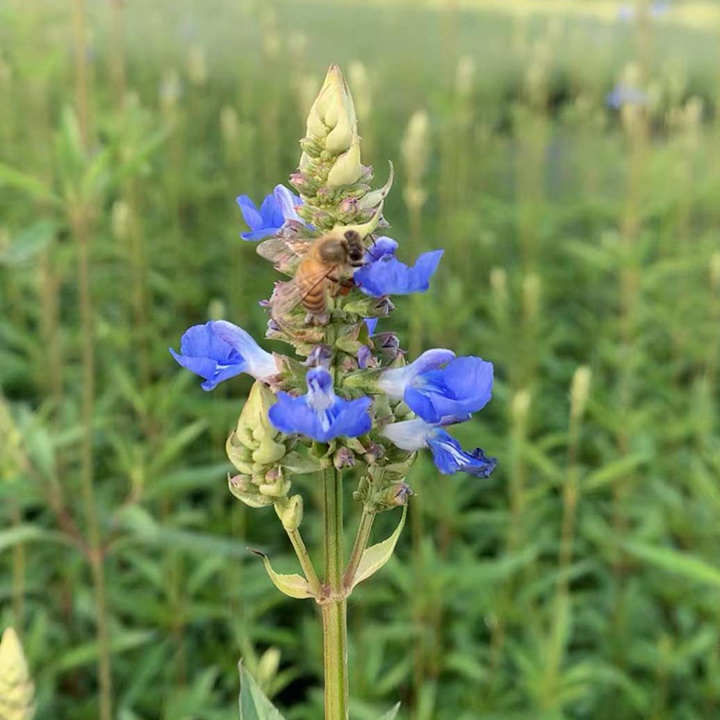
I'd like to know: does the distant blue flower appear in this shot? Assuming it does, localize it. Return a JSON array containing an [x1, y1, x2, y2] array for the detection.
[[618, 1, 670, 22], [379, 351, 493, 424], [354, 238, 443, 297], [170, 320, 278, 390], [606, 83, 648, 110], [236, 185, 302, 241], [383, 419, 497, 477], [269, 367, 372, 442]]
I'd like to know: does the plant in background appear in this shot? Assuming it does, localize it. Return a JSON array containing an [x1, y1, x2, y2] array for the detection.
[[171, 65, 497, 720]]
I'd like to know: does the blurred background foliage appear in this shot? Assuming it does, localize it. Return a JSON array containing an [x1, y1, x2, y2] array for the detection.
[[1, 0, 720, 718]]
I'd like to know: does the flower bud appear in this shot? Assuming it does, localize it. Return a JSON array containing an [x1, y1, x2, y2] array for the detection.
[[333, 447, 356, 470], [0, 627, 36, 720], [0, 398, 23, 482], [220, 106, 239, 148], [382, 482, 414, 507], [187, 44, 207, 87], [363, 442, 385, 464], [259, 467, 291, 498], [275, 494, 304, 531], [226, 382, 296, 506], [159, 68, 181, 113], [257, 647, 282, 690], [111, 200, 132, 242], [228, 474, 274, 508], [305, 65, 357, 154], [327, 136, 362, 188], [522, 272, 542, 323], [570, 366, 592, 422]]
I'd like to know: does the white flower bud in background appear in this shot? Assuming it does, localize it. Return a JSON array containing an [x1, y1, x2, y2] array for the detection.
[[220, 105, 239, 148], [207, 298, 225, 321], [159, 68, 182, 114], [257, 647, 282, 693], [401, 110, 430, 212], [261, 7, 280, 61], [455, 56, 475, 101], [490, 267, 508, 319], [570, 366, 592, 422], [522, 272, 542, 323], [187, 44, 207, 87], [0, 628, 36, 720], [0, 397, 23, 481], [511, 388, 532, 430], [111, 200, 132, 243], [348, 61, 372, 124]]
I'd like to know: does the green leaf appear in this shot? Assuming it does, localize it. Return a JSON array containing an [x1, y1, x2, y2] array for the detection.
[[623, 541, 720, 591], [53, 630, 156, 672], [0, 525, 76, 554], [238, 662, 286, 720], [0, 220, 57, 266], [252, 551, 315, 600], [351, 506, 406, 589], [378, 703, 401, 720], [0, 162, 60, 205]]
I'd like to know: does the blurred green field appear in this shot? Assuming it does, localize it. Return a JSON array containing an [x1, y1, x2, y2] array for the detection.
[[2, 1, 720, 719]]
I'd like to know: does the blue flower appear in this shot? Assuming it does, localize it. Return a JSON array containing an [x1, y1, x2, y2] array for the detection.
[[383, 419, 497, 477], [236, 185, 301, 241], [379, 351, 493, 424], [354, 238, 443, 297], [170, 320, 278, 391], [268, 367, 372, 443], [606, 83, 648, 110]]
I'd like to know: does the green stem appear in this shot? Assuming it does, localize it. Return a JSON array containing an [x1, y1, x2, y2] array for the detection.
[[322, 464, 349, 720], [285, 525, 321, 594], [343, 507, 374, 589]]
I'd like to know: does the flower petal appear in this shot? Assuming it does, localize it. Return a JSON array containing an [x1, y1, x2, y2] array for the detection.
[[427, 429, 498, 477], [404, 356, 494, 424], [211, 320, 278, 379], [170, 322, 247, 391], [236, 195, 263, 231], [268, 368, 372, 442], [273, 184, 301, 222], [381, 418, 433, 451], [365, 236, 398, 262], [378, 348, 455, 399], [354, 249, 443, 297], [269, 393, 371, 443]]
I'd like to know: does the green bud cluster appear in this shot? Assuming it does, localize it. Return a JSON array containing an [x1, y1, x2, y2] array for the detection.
[[291, 65, 392, 230], [226, 381, 319, 508]]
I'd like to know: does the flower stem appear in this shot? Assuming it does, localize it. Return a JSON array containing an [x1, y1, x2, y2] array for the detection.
[[343, 507, 375, 589], [285, 525, 321, 594], [322, 464, 349, 720]]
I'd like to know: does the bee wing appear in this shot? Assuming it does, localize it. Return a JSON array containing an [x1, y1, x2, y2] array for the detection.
[[270, 266, 338, 318], [257, 236, 315, 275]]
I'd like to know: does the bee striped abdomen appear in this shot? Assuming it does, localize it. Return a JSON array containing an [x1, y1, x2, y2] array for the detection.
[[297, 258, 334, 314]]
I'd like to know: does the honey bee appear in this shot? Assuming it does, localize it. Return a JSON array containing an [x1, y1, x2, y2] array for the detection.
[[266, 229, 366, 325]]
